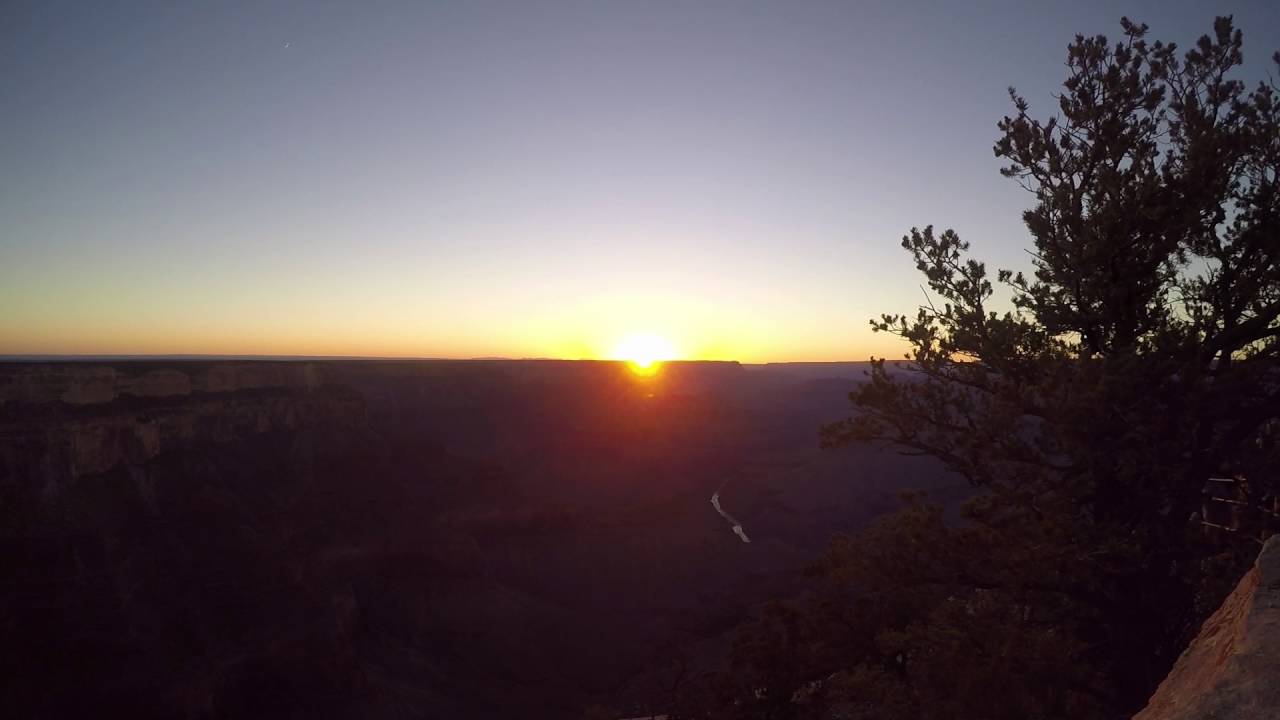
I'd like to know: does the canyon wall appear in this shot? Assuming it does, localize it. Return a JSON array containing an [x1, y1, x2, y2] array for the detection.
[[0, 362, 364, 492], [0, 362, 377, 718]]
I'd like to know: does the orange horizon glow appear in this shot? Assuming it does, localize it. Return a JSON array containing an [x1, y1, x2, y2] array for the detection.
[[0, 336, 908, 364], [0, 298, 911, 363], [0, 328, 908, 364]]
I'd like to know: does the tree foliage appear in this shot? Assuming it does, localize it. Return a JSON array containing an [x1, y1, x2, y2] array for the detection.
[[678, 16, 1280, 720]]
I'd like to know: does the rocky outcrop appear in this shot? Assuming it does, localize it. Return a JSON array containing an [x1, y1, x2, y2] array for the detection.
[[1134, 536, 1280, 720], [0, 362, 364, 494]]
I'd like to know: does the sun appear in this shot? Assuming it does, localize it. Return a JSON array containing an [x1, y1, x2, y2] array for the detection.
[[611, 332, 678, 374]]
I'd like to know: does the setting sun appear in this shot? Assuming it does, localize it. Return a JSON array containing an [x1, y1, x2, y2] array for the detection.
[[611, 332, 678, 372]]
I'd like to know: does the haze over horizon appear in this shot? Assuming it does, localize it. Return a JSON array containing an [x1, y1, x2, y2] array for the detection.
[[4, 1, 1278, 362]]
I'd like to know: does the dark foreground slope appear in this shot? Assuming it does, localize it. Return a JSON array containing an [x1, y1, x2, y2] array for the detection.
[[0, 360, 959, 718]]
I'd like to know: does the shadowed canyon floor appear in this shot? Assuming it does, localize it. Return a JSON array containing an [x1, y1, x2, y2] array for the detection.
[[0, 360, 961, 718]]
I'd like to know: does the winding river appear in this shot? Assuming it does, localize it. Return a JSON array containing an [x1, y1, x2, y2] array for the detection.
[[711, 480, 751, 543]]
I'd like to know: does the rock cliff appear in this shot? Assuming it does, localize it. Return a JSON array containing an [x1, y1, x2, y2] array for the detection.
[[0, 362, 375, 718], [1134, 536, 1280, 720], [0, 362, 363, 492]]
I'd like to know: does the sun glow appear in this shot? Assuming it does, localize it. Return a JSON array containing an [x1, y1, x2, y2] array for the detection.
[[611, 332, 678, 374]]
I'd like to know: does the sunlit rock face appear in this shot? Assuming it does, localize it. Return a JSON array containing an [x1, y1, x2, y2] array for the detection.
[[1134, 536, 1280, 720]]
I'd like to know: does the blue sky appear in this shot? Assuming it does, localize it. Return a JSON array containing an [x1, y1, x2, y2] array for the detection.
[[3, 1, 1278, 360]]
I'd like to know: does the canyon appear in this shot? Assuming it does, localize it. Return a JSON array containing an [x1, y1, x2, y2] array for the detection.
[[0, 359, 958, 718]]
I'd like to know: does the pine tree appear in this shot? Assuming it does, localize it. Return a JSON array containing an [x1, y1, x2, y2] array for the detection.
[[819, 16, 1280, 715], [676, 17, 1280, 720]]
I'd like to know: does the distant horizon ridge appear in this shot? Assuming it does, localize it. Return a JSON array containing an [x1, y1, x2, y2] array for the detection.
[[0, 353, 874, 365]]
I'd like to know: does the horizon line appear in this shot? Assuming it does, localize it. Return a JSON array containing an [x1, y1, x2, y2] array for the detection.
[[0, 353, 880, 365]]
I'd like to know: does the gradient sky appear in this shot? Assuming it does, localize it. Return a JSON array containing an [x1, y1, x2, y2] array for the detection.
[[4, 1, 1279, 361]]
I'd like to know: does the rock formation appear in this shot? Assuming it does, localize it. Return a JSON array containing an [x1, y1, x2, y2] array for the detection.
[[0, 362, 362, 487], [1134, 535, 1280, 720]]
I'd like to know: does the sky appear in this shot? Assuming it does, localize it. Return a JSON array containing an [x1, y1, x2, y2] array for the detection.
[[3, 1, 1279, 362]]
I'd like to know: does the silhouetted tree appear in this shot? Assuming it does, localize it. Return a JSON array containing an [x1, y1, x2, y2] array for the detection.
[[678, 16, 1280, 720], [820, 14, 1280, 715]]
